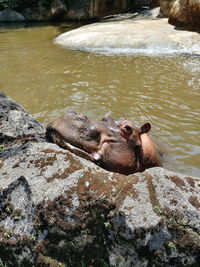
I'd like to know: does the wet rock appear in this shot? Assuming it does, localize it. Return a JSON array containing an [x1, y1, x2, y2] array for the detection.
[[0, 93, 200, 266], [54, 17, 200, 55], [101, 12, 139, 22], [137, 7, 162, 18], [0, 9, 25, 22], [101, 7, 162, 22]]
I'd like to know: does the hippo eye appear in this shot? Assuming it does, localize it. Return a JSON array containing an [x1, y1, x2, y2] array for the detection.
[[124, 125, 132, 133]]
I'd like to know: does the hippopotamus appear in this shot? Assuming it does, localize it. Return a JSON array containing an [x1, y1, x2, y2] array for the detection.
[[46, 111, 162, 175]]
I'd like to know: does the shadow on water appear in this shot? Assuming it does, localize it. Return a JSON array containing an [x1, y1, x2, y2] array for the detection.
[[0, 22, 26, 31], [0, 20, 90, 34], [170, 23, 200, 34], [56, 21, 88, 34]]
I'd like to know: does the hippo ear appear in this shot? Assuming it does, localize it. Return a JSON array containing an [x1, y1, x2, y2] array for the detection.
[[101, 112, 113, 122], [140, 122, 151, 134]]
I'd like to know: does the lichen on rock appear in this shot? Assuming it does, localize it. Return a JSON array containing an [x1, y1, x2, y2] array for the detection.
[[0, 92, 200, 266]]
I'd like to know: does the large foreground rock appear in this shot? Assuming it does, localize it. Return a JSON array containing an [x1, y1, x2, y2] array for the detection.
[[54, 17, 200, 55], [0, 93, 200, 266]]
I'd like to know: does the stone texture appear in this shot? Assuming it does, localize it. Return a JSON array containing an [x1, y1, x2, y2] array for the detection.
[[0, 93, 200, 266], [54, 16, 200, 55], [160, 0, 174, 16], [0, 9, 25, 22], [19, 0, 132, 21], [150, 0, 160, 8], [160, 0, 200, 27], [0, 92, 44, 144], [90, 0, 129, 18], [51, 0, 67, 17]]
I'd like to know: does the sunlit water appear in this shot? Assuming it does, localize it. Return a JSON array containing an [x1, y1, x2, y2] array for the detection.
[[0, 22, 199, 177]]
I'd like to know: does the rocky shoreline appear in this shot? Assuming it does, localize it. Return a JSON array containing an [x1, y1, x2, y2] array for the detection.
[[0, 0, 135, 23], [1, 0, 200, 29], [0, 92, 200, 266]]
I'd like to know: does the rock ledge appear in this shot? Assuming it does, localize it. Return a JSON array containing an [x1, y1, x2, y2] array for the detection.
[[0, 93, 200, 266]]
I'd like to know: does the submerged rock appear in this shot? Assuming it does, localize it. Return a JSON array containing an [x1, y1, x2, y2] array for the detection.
[[0, 93, 200, 266], [54, 17, 200, 55]]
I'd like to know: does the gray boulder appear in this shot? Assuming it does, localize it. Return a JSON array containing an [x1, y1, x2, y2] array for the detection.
[[54, 18, 200, 56], [0, 92, 44, 144], [160, 0, 200, 27], [0, 93, 200, 266], [51, 0, 67, 17], [0, 9, 25, 22]]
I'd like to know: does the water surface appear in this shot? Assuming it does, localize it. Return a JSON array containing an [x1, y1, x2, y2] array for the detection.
[[0, 22, 199, 176]]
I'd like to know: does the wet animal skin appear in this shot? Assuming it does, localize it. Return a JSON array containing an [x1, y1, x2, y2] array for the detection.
[[46, 111, 162, 175]]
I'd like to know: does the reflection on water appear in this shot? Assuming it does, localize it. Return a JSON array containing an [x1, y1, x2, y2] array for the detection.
[[0, 22, 199, 176]]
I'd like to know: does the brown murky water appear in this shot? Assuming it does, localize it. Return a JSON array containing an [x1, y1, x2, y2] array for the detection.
[[0, 22, 199, 176]]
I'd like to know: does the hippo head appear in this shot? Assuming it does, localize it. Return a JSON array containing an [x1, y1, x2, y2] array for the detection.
[[46, 111, 151, 175]]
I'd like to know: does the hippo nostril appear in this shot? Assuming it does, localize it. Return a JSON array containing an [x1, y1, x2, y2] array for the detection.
[[90, 129, 101, 141]]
